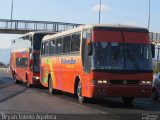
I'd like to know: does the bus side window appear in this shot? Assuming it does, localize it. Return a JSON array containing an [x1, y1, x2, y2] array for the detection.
[[76, 33, 80, 51], [44, 42, 50, 55], [55, 38, 62, 54], [41, 43, 45, 55], [63, 35, 71, 53], [71, 33, 80, 52], [50, 40, 56, 55]]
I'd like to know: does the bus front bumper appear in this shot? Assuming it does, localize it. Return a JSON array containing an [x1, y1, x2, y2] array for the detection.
[[91, 85, 152, 98], [32, 76, 40, 85]]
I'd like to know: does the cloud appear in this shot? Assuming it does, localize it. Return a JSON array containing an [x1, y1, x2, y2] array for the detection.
[[93, 4, 110, 12]]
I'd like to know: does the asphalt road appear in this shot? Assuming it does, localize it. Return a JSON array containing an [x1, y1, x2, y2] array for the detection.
[[0, 71, 160, 120]]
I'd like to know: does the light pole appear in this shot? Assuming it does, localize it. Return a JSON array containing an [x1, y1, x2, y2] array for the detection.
[[11, 0, 14, 28], [99, 0, 101, 24], [148, 0, 151, 30]]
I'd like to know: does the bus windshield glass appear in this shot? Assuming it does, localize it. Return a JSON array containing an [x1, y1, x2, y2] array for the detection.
[[92, 42, 152, 71]]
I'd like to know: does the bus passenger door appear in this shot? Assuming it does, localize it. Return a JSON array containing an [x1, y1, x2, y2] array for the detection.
[[81, 29, 92, 96]]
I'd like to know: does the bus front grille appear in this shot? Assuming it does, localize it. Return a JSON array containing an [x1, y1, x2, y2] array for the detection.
[[109, 80, 140, 85]]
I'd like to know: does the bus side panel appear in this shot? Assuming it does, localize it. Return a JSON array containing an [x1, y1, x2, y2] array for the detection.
[[69, 55, 82, 94], [61, 56, 70, 92], [50, 57, 58, 90], [40, 57, 49, 87]]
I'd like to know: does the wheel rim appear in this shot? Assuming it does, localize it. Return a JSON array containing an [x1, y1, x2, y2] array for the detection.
[[77, 82, 84, 103]]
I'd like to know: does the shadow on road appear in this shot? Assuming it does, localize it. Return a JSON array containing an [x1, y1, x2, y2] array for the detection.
[[33, 88, 160, 113], [0, 85, 28, 103]]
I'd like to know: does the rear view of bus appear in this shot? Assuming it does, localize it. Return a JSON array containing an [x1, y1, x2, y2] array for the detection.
[[87, 25, 153, 105], [10, 32, 54, 87]]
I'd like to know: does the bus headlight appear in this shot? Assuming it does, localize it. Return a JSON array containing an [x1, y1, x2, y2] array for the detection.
[[33, 76, 40, 80], [140, 81, 152, 85], [97, 80, 103, 84], [102, 80, 108, 84], [92, 80, 109, 85], [97, 80, 108, 84]]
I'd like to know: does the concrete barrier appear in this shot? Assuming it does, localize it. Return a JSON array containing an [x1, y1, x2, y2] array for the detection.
[[0, 67, 10, 73]]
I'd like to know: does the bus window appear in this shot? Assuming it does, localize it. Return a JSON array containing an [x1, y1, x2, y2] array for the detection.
[[44, 42, 50, 55], [71, 33, 80, 52], [41, 43, 45, 55], [55, 38, 62, 54], [50, 40, 56, 55], [63, 35, 71, 53], [16, 58, 28, 68]]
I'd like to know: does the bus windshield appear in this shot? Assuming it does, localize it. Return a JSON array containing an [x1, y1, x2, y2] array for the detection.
[[92, 42, 152, 71]]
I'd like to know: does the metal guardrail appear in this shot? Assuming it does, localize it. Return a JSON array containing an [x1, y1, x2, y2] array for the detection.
[[0, 19, 82, 33], [150, 32, 160, 43]]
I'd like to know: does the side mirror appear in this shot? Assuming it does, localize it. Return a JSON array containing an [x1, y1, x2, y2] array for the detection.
[[88, 42, 92, 56], [151, 43, 155, 58]]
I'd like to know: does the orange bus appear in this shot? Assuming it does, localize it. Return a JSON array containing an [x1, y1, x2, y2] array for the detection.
[[40, 24, 153, 105], [10, 32, 54, 87]]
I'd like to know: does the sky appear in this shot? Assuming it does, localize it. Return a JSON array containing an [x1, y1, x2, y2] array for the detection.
[[0, 0, 159, 49]]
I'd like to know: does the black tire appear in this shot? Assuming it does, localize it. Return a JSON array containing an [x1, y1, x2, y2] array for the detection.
[[13, 72, 18, 84], [122, 97, 134, 106], [152, 90, 159, 102], [27, 81, 31, 88], [49, 77, 54, 95], [77, 81, 85, 103]]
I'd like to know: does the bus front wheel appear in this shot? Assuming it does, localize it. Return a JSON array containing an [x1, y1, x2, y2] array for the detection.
[[49, 77, 54, 95], [77, 81, 85, 103], [122, 97, 134, 106], [13, 72, 18, 84]]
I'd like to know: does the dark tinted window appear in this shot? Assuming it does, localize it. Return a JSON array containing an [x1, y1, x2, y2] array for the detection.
[[63, 36, 71, 53], [49, 40, 56, 55], [16, 58, 28, 68], [71, 33, 80, 52], [41, 43, 45, 55], [44, 42, 50, 55], [55, 38, 62, 54]]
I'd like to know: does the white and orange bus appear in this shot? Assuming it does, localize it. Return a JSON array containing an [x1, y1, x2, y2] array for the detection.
[[10, 32, 55, 87], [40, 24, 153, 105]]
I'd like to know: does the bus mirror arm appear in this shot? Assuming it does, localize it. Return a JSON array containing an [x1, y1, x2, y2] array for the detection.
[[88, 43, 92, 56]]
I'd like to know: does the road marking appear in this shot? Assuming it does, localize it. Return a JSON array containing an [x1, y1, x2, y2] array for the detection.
[[76, 104, 108, 114]]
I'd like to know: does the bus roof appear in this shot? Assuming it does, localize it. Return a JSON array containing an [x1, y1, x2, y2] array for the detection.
[[42, 24, 148, 41], [11, 48, 30, 53], [13, 31, 56, 40]]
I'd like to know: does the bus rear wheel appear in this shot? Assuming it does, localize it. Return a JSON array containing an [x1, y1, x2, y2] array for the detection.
[[27, 81, 32, 88], [77, 81, 85, 103], [49, 77, 54, 95], [122, 97, 134, 106], [13, 72, 18, 84]]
